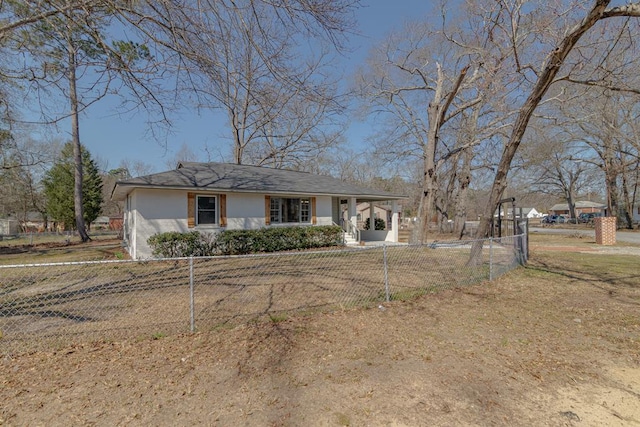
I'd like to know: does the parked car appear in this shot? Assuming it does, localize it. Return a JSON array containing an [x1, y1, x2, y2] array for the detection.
[[578, 212, 600, 223], [542, 214, 566, 224]]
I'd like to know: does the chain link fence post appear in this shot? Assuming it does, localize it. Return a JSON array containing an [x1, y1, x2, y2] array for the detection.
[[189, 257, 195, 333], [383, 244, 390, 302]]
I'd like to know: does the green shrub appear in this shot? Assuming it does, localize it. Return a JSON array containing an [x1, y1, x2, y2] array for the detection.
[[148, 226, 343, 257], [215, 225, 344, 255], [147, 231, 215, 257], [364, 217, 386, 230]]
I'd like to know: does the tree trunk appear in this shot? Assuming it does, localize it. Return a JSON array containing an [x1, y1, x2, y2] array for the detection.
[[630, 161, 640, 229], [415, 100, 440, 244], [566, 191, 577, 223], [472, 2, 617, 264], [414, 64, 470, 244], [454, 148, 472, 238], [453, 107, 477, 239], [231, 109, 245, 165], [601, 139, 620, 221], [619, 157, 634, 229], [68, 34, 90, 242]]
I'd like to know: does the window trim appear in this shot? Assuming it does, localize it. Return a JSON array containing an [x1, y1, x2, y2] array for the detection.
[[268, 196, 314, 225], [188, 192, 227, 228], [196, 195, 218, 226]]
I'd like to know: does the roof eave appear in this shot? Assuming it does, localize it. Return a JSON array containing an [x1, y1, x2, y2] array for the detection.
[[111, 183, 406, 201]]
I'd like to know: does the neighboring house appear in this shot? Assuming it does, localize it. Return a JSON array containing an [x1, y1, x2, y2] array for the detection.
[[495, 207, 543, 219], [0, 219, 19, 236], [91, 216, 110, 230], [109, 215, 123, 231], [520, 208, 543, 218], [111, 162, 405, 259], [632, 206, 640, 224], [549, 201, 606, 218], [11, 212, 51, 232]]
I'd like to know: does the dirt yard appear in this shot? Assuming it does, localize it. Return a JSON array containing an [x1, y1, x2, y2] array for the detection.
[[1, 235, 640, 426]]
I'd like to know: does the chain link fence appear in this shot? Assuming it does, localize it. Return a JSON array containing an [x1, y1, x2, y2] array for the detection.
[[1, 234, 526, 355]]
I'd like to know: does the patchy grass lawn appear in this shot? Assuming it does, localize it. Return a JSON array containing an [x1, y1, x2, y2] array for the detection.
[[1, 241, 505, 354], [0, 237, 126, 265], [1, 233, 639, 426]]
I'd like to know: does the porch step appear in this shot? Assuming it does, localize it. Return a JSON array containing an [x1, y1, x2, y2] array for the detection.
[[343, 232, 359, 246]]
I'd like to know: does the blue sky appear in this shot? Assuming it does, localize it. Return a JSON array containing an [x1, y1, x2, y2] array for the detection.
[[42, 0, 432, 174]]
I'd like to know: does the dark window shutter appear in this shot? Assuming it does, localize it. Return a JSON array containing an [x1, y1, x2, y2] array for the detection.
[[311, 197, 317, 225], [265, 196, 271, 225], [219, 194, 227, 227], [187, 192, 195, 228]]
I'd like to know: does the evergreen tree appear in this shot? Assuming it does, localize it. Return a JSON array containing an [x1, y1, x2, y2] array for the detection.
[[43, 142, 102, 231]]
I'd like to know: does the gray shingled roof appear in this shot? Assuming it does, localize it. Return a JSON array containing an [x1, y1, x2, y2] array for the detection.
[[549, 201, 606, 211], [111, 162, 406, 201]]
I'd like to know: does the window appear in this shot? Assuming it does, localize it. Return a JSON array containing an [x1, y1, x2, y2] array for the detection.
[[188, 193, 226, 228], [196, 195, 217, 225], [300, 199, 310, 222], [270, 197, 311, 223], [270, 197, 280, 224]]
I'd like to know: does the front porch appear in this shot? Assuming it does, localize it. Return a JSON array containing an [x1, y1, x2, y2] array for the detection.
[[335, 198, 402, 246]]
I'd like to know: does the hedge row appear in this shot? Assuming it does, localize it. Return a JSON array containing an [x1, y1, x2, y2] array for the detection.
[[147, 225, 344, 258], [147, 231, 215, 258]]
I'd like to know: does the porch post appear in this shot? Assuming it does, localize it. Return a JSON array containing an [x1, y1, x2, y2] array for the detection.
[[391, 200, 399, 243], [348, 197, 357, 228], [369, 201, 375, 229]]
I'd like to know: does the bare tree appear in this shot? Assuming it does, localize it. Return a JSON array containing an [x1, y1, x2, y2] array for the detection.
[[164, 142, 199, 170], [474, 0, 640, 243], [356, 4, 522, 243], [113, 159, 155, 179], [112, 0, 357, 167], [247, 84, 346, 169], [570, 89, 640, 227], [0, 135, 56, 224], [3, 0, 357, 241], [449, 109, 480, 237], [531, 154, 593, 222]]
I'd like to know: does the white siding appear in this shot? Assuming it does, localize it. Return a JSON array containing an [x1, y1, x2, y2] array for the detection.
[[126, 193, 137, 259], [131, 189, 190, 258], [360, 230, 391, 241], [226, 193, 266, 230], [315, 195, 333, 225], [125, 190, 339, 259], [331, 197, 340, 224]]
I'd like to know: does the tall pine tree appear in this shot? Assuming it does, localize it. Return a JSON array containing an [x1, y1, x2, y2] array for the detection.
[[43, 142, 102, 232], [4, 1, 152, 241]]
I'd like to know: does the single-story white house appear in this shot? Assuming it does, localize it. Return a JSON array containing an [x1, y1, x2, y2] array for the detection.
[[111, 162, 405, 259]]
